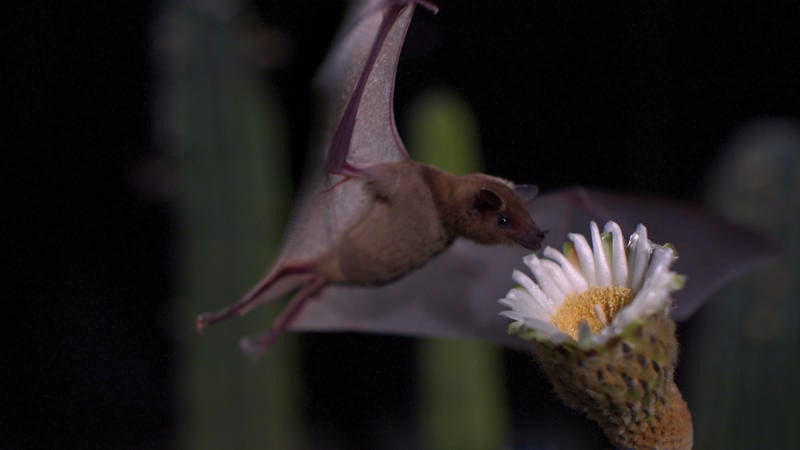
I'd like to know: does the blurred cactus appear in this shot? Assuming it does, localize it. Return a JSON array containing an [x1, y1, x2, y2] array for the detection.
[[688, 119, 800, 449], [408, 88, 509, 450], [154, 1, 303, 449]]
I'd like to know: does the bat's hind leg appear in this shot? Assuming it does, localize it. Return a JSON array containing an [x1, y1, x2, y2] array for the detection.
[[196, 262, 316, 331], [240, 276, 327, 359]]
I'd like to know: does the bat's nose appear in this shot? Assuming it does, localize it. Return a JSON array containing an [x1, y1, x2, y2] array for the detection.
[[512, 226, 547, 251]]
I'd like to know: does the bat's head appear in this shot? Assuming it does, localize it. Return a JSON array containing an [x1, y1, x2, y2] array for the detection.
[[453, 174, 546, 250]]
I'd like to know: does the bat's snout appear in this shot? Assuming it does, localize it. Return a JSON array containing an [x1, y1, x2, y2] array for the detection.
[[511, 226, 547, 251]]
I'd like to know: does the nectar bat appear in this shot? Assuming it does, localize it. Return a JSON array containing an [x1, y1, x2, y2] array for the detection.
[[196, 0, 545, 357], [197, 0, 775, 356]]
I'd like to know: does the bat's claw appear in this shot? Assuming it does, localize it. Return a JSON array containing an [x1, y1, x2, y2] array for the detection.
[[410, 0, 439, 14]]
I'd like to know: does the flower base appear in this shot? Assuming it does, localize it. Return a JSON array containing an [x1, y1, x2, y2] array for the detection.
[[500, 222, 694, 449], [531, 313, 692, 449]]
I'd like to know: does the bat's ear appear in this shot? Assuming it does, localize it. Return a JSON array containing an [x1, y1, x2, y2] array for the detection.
[[514, 184, 539, 203], [474, 188, 504, 212]]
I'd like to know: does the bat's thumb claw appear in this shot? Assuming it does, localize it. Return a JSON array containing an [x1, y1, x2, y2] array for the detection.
[[413, 0, 439, 14]]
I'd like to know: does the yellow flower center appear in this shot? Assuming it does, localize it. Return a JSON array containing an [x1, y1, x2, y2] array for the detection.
[[550, 286, 635, 339]]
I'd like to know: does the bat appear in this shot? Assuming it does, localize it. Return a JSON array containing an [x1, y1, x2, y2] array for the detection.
[[196, 0, 546, 357], [196, 0, 775, 356]]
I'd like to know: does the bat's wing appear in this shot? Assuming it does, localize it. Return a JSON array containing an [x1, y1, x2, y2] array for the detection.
[[196, 1, 437, 334], [294, 239, 533, 351], [279, 0, 431, 263], [292, 187, 776, 350], [529, 188, 777, 320], [317, 0, 429, 170]]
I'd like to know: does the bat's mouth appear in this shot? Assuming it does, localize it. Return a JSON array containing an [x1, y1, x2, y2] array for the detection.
[[512, 227, 548, 251]]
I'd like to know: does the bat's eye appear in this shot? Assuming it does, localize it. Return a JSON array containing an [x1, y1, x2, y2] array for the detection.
[[498, 215, 512, 228]]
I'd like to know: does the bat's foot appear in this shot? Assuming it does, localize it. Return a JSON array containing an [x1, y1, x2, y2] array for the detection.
[[194, 313, 220, 333], [196, 314, 209, 332], [237, 276, 327, 360], [195, 263, 318, 333], [196, 306, 248, 332], [239, 333, 278, 361]]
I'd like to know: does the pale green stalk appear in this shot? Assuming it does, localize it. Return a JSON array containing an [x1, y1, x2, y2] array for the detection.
[[690, 120, 800, 449], [408, 89, 508, 450], [155, 2, 303, 448]]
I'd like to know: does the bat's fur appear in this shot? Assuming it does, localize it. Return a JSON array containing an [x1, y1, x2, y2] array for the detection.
[[317, 161, 545, 285]]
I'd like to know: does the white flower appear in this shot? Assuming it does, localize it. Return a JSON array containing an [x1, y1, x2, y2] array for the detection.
[[499, 221, 685, 347]]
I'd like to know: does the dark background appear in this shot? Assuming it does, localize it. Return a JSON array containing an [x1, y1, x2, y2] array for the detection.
[[7, 0, 800, 448]]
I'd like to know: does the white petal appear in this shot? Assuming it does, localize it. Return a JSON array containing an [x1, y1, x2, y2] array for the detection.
[[498, 310, 525, 322], [512, 269, 556, 314], [593, 303, 609, 326], [541, 259, 573, 300], [578, 321, 593, 341], [646, 246, 675, 282], [498, 293, 526, 314], [591, 221, 612, 286], [500, 289, 550, 320], [523, 255, 567, 305], [614, 274, 672, 328], [604, 221, 629, 287], [501, 287, 532, 307], [523, 317, 562, 336], [628, 224, 652, 292], [568, 232, 597, 286], [641, 266, 674, 294], [544, 246, 588, 293]]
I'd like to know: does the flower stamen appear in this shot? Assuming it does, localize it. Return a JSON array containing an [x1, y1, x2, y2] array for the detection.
[[549, 286, 635, 340]]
